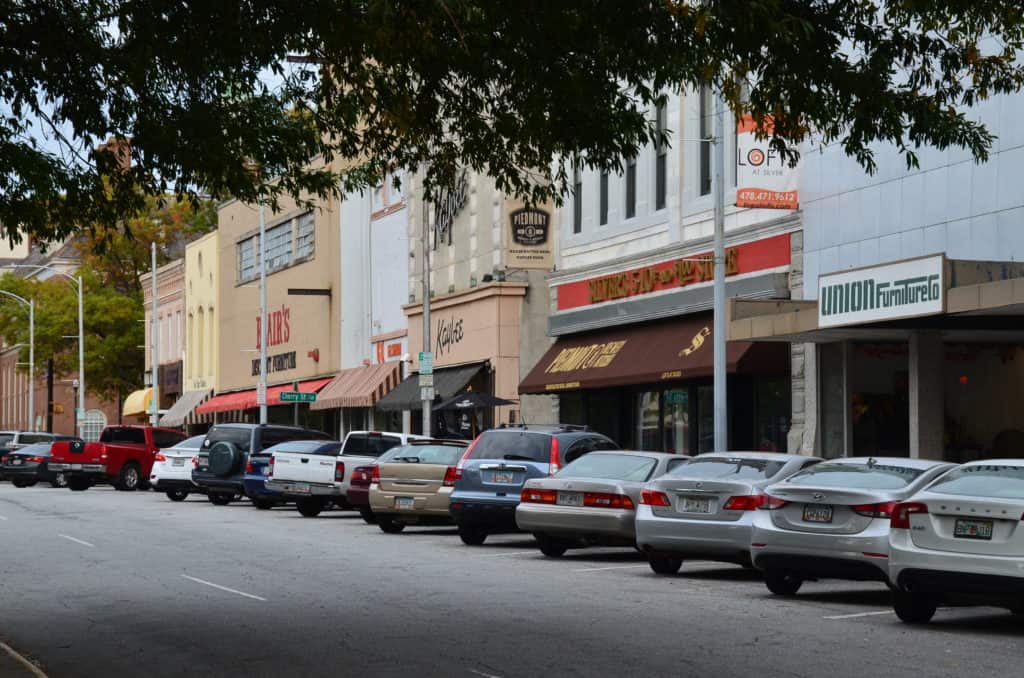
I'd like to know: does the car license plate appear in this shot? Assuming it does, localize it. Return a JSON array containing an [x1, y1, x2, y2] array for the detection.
[[803, 504, 834, 523], [490, 471, 515, 484], [395, 497, 415, 510], [261, 466, 270, 476], [954, 518, 993, 540], [679, 496, 712, 513], [71, 463, 82, 471], [11, 458, 22, 465], [172, 458, 185, 467], [557, 491, 583, 507], [291, 482, 311, 494]]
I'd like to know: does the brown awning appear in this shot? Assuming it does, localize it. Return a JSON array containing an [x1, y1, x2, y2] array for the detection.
[[519, 314, 786, 394], [311, 363, 402, 410]]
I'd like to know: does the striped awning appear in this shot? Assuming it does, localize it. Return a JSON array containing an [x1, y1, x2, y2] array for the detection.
[[311, 362, 402, 410], [158, 388, 212, 428], [195, 378, 333, 415]]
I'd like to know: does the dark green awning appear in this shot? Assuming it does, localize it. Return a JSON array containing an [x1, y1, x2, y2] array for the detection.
[[375, 362, 487, 412]]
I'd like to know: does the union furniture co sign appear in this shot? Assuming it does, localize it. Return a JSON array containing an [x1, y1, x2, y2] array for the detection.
[[818, 255, 945, 328]]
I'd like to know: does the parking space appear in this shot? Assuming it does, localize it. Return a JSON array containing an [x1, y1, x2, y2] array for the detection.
[[0, 484, 1021, 678]]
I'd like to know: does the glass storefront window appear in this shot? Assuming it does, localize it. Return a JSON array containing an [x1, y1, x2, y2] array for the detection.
[[697, 386, 714, 453], [636, 391, 661, 451], [755, 378, 790, 452], [662, 389, 689, 454]]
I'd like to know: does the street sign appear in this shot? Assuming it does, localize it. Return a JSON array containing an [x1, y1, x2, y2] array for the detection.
[[418, 373, 434, 388], [420, 386, 435, 401], [280, 391, 316, 403], [419, 351, 434, 375], [256, 383, 267, 406]]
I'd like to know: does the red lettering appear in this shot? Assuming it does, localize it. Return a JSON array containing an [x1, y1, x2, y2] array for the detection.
[[283, 307, 290, 343]]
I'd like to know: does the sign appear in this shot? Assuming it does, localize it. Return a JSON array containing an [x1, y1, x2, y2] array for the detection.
[[736, 115, 799, 210], [435, 316, 464, 357], [818, 255, 945, 328], [252, 351, 297, 377], [256, 305, 291, 349], [420, 386, 435, 401], [256, 383, 267, 406], [418, 373, 434, 388], [545, 341, 627, 374], [506, 205, 554, 270], [433, 168, 468, 249], [280, 391, 317, 403], [418, 351, 433, 375]]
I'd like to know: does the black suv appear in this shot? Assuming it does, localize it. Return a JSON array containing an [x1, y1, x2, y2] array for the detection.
[[448, 425, 618, 545], [192, 423, 334, 505]]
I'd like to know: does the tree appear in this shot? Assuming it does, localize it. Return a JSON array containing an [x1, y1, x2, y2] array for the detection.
[[1, 1, 1022, 240]]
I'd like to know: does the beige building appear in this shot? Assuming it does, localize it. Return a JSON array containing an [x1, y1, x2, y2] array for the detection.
[[128, 258, 185, 423]]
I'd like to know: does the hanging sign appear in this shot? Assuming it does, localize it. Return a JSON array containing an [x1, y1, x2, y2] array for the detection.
[[735, 115, 799, 210], [505, 203, 554, 270]]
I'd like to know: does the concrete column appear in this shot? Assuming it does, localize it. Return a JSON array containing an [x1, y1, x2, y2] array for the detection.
[[909, 331, 944, 459]]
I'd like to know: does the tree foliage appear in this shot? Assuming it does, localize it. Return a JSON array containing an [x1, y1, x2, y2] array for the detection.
[[1, 0, 1023, 240]]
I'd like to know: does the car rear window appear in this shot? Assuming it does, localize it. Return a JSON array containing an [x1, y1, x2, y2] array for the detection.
[[17, 443, 52, 457], [785, 461, 924, 490], [174, 435, 207, 450], [469, 431, 551, 462], [264, 441, 342, 457], [203, 428, 253, 455], [558, 454, 658, 482], [19, 433, 53, 444], [100, 427, 147, 444], [927, 465, 1024, 499], [0, 434, 14, 446], [342, 433, 403, 457], [388, 444, 467, 466], [668, 457, 784, 480]]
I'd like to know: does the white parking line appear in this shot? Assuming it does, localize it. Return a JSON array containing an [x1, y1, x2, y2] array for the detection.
[[468, 669, 503, 678], [181, 575, 267, 602], [572, 564, 650, 573], [823, 610, 893, 620], [476, 551, 537, 558], [0, 640, 50, 678], [58, 534, 95, 548]]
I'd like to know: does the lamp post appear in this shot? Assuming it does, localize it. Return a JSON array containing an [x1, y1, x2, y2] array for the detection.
[[258, 202, 268, 425], [712, 90, 728, 452], [150, 242, 160, 426], [0, 290, 34, 431]]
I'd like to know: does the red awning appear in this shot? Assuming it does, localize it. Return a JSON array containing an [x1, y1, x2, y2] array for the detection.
[[195, 378, 334, 415]]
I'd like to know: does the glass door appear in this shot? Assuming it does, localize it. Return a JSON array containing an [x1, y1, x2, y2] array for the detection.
[[662, 388, 689, 454], [697, 385, 715, 453]]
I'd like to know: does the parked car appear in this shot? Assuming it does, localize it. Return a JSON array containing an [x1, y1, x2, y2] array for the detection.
[[242, 442, 305, 510], [750, 456, 955, 596], [517, 450, 683, 557], [889, 459, 1024, 624], [449, 425, 618, 546], [262, 439, 343, 515], [328, 431, 429, 510], [0, 431, 69, 481], [150, 434, 207, 501], [192, 424, 333, 506], [1, 440, 81, 488], [347, 464, 377, 524], [50, 426, 188, 492], [368, 440, 470, 533], [635, 452, 818, 575]]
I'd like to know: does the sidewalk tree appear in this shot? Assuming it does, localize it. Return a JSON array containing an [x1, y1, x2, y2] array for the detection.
[[1, 1, 1022, 239]]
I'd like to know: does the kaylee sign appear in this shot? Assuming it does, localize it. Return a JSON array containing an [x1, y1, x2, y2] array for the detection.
[[435, 316, 465, 357], [433, 168, 469, 249], [736, 115, 799, 210], [505, 203, 554, 270], [818, 255, 945, 328]]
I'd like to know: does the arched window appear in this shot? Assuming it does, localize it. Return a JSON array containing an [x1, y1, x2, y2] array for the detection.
[[82, 409, 107, 442], [197, 307, 206, 376]]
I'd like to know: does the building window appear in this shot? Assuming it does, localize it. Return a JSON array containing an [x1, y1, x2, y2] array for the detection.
[[637, 391, 661, 451], [572, 167, 582, 234], [599, 171, 609, 225], [82, 409, 107, 442], [655, 103, 667, 210], [699, 85, 712, 196], [372, 171, 406, 219], [296, 212, 315, 259], [237, 236, 256, 282], [236, 211, 315, 283], [624, 157, 637, 219], [265, 221, 292, 272]]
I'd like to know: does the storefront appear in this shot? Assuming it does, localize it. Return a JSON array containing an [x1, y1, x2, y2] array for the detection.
[[730, 254, 1024, 461]]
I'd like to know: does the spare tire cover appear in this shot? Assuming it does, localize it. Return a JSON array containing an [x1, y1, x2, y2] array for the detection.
[[208, 442, 240, 477]]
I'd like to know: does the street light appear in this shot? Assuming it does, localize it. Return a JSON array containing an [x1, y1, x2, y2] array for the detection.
[[3, 265, 84, 438], [0, 290, 34, 431]]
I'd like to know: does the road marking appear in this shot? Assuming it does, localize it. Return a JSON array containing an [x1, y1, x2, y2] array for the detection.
[[181, 575, 267, 602], [476, 551, 537, 558], [58, 534, 95, 548], [468, 669, 503, 678], [0, 640, 50, 678], [572, 564, 650, 573], [823, 610, 893, 620]]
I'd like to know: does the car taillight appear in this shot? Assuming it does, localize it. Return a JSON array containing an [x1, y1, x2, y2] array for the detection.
[[268, 455, 275, 476], [154, 453, 167, 462], [100, 444, 108, 461], [26, 456, 45, 463], [335, 461, 345, 482], [455, 437, 478, 474], [191, 456, 198, 469], [371, 465, 380, 483], [583, 492, 634, 510], [244, 460, 253, 474], [758, 495, 789, 510], [723, 495, 767, 511], [891, 502, 928, 529], [852, 501, 900, 519], [520, 488, 557, 504], [548, 437, 560, 476], [640, 489, 671, 507], [443, 466, 459, 487]]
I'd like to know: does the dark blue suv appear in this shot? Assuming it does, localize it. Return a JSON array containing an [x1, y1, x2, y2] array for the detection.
[[448, 425, 617, 545]]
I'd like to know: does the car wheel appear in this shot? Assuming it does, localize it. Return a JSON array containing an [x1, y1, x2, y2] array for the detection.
[[208, 493, 233, 506], [12, 479, 36, 488], [893, 592, 937, 624], [253, 498, 277, 510], [359, 507, 378, 525], [115, 463, 141, 491], [50, 473, 67, 488], [535, 534, 569, 558], [378, 515, 406, 534], [458, 525, 487, 546], [648, 555, 684, 575], [166, 489, 189, 502], [296, 498, 325, 518], [67, 477, 91, 492], [764, 570, 803, 596]]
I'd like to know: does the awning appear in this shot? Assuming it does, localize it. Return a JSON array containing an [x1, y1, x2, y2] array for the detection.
[[122, 388, 153, 417], [158, 388, 212, 428], [376, 362, 487, 412], [311, 363, 402, 410], [519, 314, 786, 394], [195, 378, 334, 415]]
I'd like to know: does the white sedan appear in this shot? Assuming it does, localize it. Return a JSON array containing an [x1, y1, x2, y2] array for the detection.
[[150, 434, 206, 501], [889, 459, 1024, 624]]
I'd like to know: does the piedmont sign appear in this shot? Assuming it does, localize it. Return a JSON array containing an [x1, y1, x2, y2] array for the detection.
[[818, 255, 945, 328]]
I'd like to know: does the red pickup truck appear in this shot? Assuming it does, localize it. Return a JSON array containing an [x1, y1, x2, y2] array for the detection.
[[50, 425, 187, 492]]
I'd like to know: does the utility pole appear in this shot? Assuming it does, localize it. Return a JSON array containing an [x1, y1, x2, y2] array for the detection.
[[150, 242, 160, 426], [46, 358, 53, 433], [420, 193, 432, 438], [28, 299, 33, 431], [712, 90, 728, 452], [76, 275, 84, 438], [258, 202, 268, 425]]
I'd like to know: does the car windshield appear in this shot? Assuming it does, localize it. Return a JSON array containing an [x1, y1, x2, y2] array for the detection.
[[785, 461, 924, 490], [173, 435, 206, 451], [342, 433, 403, 457], [203, 428, 253, 455], [16, 443, 52, 457], [927, 465, 1024, 500], [668, 457, 784, 480], [558, 454, 658, 482], [389, 444, 467, 466], [468, 431, 551, 462]]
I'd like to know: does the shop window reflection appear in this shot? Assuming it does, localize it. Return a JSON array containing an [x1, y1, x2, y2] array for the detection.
[[637, 391, 661, 451], [662, 389, 689, 454]]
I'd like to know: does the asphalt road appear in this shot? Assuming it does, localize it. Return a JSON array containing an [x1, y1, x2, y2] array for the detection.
[[1, 483, 1021, 678]]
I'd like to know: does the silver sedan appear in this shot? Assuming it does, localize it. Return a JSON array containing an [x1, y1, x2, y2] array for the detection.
[[634, 452, 818, 575], [751, 456, 956, 596], [516, 451, 685, 557]]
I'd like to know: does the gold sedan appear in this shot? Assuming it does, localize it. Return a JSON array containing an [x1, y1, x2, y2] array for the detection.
[[369, 439, 470, 534]]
